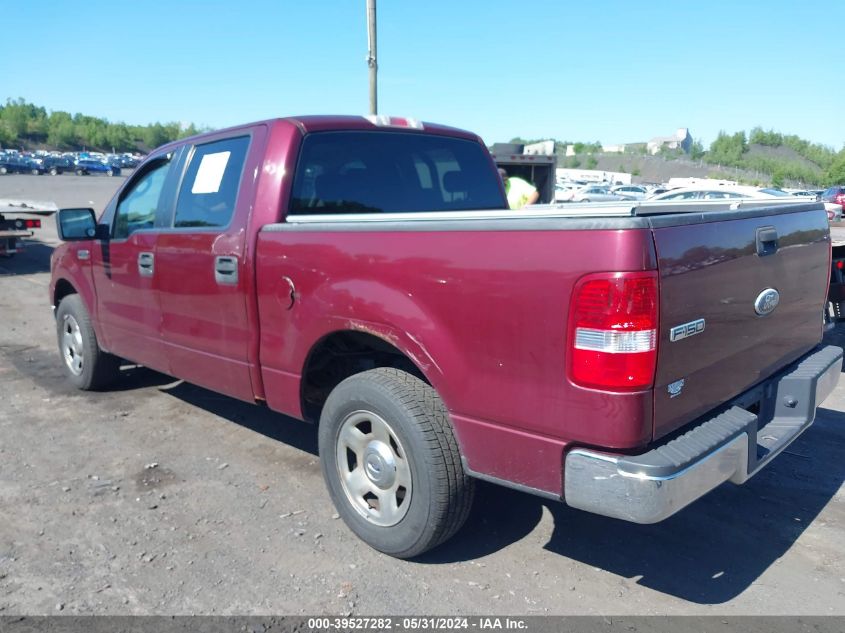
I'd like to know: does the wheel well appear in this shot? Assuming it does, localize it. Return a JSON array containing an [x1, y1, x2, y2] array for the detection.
[[301, 330, 428, 422], [54, 279, 77, 307]]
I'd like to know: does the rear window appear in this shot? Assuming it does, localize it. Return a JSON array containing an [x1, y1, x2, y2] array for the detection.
[[288, 131, 506, 214]]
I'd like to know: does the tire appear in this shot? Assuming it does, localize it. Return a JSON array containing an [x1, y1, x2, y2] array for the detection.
[[31, 168, 40, 175], [581, 198, 591, 203], [107, 168, 115, 177], [50, 167, 59, 176], [55, 294, 120, 390], [318, 368, 474, 558], [0, 167, 7, 175], [75, 169, 84, 176]]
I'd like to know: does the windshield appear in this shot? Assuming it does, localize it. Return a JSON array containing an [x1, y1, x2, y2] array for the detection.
[[289, 131, 506, 214]]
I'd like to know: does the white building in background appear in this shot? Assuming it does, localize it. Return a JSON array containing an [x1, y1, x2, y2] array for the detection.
[[556, 168, 631, 185], [647, 128, 693, 155]]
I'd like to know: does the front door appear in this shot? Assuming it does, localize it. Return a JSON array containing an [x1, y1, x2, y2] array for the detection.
[[93, 155, 175, 373]]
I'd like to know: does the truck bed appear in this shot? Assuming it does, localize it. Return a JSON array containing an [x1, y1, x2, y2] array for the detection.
[[259, 199, 829, 494]]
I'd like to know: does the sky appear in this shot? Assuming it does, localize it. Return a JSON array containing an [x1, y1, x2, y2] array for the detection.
[[2, 1, 844, 149]]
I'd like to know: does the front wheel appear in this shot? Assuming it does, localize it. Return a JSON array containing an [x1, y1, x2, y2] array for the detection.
[[318, 368, 474, 558], [56, 294, 120, 390]]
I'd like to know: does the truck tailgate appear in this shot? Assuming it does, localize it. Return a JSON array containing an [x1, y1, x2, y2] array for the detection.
[[651, 206, 830, 440]]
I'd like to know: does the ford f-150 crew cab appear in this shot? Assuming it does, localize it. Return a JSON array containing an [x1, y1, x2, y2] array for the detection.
[[50, 115, 842, 558]]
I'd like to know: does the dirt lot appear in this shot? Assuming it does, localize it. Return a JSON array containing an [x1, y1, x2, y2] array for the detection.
[[0, 174, 844, 616]]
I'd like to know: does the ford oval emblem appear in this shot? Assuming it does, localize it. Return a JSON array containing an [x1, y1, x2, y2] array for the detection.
[[754, 288, 780, 316]]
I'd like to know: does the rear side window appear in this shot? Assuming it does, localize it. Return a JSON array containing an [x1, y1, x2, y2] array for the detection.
[[289, 131, 506, 214], [173, 136, 250, 228]]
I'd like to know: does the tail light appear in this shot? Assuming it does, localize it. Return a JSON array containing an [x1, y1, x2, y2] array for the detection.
[[14, 219, 41, 229], [568, 271, 659, 391]]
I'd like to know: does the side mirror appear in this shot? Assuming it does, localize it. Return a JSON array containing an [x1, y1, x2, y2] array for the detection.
[[56, 208, 106, 241]]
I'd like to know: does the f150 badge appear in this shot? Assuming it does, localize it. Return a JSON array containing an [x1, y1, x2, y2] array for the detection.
[[668, 379, 685, 398], [669, 318, 705, 342]]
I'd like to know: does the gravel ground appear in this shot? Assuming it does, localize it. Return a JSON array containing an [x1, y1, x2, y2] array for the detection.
[[0, 174, 843, 616]]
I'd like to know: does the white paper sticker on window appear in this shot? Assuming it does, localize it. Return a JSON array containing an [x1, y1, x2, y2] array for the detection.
[[191, 151, 231, 194]]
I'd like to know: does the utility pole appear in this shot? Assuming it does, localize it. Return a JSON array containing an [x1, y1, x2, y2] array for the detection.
[[366, 0, 378, 115]]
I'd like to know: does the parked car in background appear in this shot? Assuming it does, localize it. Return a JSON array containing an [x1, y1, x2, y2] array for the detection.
[[760, 188, 842, 221], [822, 185, 845, 208], [648, 187, 749, 200], [649, 186, 842, 221], [611, 184, 648, 199], [114, 155, 140, 169], [571, 184, 633, 203], [554, 183, 579, 202], [74, 159, 121, 177], [0, 154, 43, 175], [42, 155, 74, 175]]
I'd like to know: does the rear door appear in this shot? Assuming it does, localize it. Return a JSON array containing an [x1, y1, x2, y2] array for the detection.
[[155, 128, 266, 402], [651, 205, 830, 439]]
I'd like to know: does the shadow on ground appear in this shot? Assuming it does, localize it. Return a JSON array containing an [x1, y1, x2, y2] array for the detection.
[[424, 407, 845, 604], [154, 366, 844, 603], [0, 240, 53, 275], [152, 366, 844, 604], [161, 380, 319, 457]]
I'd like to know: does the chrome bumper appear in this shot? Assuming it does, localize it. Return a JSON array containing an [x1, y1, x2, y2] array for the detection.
[[564, 345, 843, 524]]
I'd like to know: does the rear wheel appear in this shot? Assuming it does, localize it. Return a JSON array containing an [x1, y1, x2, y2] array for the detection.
[[56, 294, 120, 390], [318, 368, 474, 558], [50, 167, 59, 176], [31, 168, 40, 175]]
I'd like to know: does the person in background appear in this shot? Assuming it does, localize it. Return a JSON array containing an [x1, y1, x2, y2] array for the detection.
[[499, 168, 539, 209]]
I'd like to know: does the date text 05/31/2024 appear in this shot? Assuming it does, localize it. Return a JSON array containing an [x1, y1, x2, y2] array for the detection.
[[306, 617, 528, 630]]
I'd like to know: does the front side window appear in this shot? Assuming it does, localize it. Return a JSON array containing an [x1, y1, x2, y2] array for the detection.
[[113, 159, 171, 239], [173, 136, 250, 228], [289, 131, 506, 214]]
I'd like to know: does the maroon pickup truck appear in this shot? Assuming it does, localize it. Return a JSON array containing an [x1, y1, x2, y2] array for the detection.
[[50, 115, 842, 558]]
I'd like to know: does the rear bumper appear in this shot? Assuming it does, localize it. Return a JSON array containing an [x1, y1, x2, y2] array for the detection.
[[564, 345, 843, 523]]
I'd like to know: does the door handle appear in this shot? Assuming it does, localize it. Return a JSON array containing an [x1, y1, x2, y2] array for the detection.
[[215, 255, 239, 285], [138, 252, 154, 276]]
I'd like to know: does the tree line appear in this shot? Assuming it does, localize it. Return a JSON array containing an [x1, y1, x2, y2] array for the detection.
[[0, 98, 202, 152]]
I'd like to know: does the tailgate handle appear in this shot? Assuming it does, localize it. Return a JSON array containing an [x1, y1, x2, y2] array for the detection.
[[756, 226, 778, 257]]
